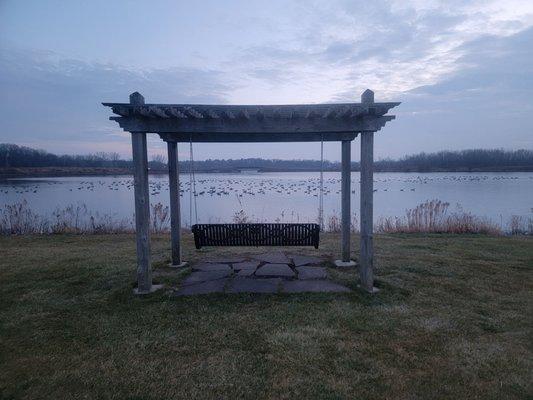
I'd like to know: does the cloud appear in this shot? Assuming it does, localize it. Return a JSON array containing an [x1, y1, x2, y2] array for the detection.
[[0, 0, 532, 160], [0, 48, 234, 156], [229, 0, 533, 102], [380, 27, 533, 154]]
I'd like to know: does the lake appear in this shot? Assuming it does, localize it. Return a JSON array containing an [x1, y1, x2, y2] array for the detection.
[[1, 172, 532, 229]]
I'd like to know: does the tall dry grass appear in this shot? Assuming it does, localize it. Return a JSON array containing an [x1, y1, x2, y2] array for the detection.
[[0, 200, 170, 235], [376, 199, 506, 234], [1, 200, 531, 236]]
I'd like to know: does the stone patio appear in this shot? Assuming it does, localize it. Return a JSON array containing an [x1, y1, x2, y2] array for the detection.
[[173, 252, 351, 296]]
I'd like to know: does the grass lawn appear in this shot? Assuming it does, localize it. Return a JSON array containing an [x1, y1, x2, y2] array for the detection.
[[1, 233, 532, 399]]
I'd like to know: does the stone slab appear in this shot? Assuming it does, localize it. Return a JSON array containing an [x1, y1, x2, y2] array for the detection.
[[193, 263, 232, 273], [227, 277, 281, 294], [181, 270, 232, 286], [282, 280, 351, 293], [206, 257, 247, 264], [290, 255, 324, 266], [252, 252, 290, 264], [236, 268, 256, 277], [296, 266, 328, 280], [174, 279, 228, 296], [232, 261, 261, 271], [256, 263, 295, 278]]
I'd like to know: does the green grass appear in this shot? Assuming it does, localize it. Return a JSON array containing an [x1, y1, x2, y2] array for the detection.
[[1, 233, 532, 399]]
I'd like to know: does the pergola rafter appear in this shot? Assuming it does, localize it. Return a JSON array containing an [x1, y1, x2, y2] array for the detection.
[[103, 89, 400, 294]]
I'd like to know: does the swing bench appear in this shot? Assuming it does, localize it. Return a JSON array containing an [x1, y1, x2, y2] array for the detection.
[[192, 223, 320, 249], [188, 136, 325, 250]]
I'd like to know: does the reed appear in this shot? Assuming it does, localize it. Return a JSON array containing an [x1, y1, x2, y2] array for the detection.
[[0, 200, 48, 234], [150, 202, 170, 233], [508, 215, 533, 235], [376, 199, 504, 234], [232, 209, 250, 224], [1, 200, 530, 236]]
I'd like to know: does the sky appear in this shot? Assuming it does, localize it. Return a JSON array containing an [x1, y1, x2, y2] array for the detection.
[[0, 0, 532, 161]]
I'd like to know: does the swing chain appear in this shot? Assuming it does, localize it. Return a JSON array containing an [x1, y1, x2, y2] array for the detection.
[[318, 135, 325, 231], [189, 135, 198, 226]]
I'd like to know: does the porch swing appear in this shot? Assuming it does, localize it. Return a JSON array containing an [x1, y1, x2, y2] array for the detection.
[[191, 138, 324, 249]]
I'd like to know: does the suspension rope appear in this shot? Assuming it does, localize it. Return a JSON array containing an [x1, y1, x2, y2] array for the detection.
[[318, 135, 325, 231], [189, 135, 198, 225]]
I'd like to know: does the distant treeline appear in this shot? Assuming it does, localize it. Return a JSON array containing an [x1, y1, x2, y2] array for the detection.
[[374, 149, 533, 172], [0, 143, 165, 170], [1, 144, 532, 173]]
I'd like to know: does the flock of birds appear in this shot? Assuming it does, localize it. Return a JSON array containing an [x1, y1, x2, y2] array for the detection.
[[0, 174, 525, 197]]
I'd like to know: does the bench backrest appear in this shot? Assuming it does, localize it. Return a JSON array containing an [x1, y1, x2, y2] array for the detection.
[[191, 223, 320, 249]]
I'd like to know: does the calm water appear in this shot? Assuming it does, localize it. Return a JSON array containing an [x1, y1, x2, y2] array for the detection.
[[1, 172, 532, 227]]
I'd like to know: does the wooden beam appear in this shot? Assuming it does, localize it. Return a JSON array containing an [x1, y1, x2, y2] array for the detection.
[[335, 140, 356, 267], [359, 88, 376, 292], [109, 115, 394, 136], [112, 106, 130, 116], [150, 106, 169, 118], [223, 110, 236, 119], [322, 108, 335, 118], [103, 102, 400, 120], [127, 92, 161, 294], [139, 107, 151, 117], [184, 107, 204, 119], [157, 131, 358, 143], [305, 110, 319, 119], [205, 109, 220, 119], [168, 107, 187, 118], [167, 141, 185, 267], [131, 131, 153, 293], [341, 140, 351, 262]]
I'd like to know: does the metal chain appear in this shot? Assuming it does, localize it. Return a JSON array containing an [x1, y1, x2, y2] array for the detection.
[[318, 136, 325, 231], [189, 135, 198, 225]]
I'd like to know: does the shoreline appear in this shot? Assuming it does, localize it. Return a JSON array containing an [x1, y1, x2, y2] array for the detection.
[[2, 165, 533, 179]]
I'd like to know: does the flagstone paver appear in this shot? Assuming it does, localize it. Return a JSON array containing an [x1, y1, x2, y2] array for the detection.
[[282, 280, 351, 293], [236, 268, 256, 277], [255, 263, 295, 278], [296, 266, 328, 280], [181, 270, 232, 286], [206, 257, 248, 264], [173, 254, 352, 295], [232, 261, 261, 271], [193, 263, 232, 273], [290, 255, 324, 267], [227, 277, 281, 293]]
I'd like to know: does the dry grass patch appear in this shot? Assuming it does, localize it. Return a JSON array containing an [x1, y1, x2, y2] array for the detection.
[[0, 233, 532, 399]]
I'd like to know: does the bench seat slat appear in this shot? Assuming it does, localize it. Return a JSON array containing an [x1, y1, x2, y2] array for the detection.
[[192, 223, 319, 249]]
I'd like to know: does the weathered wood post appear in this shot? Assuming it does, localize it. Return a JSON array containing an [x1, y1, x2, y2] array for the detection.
[[335, 140, 356, 267], [167, 140, 186, 267], [130, 92, 160, 294], [359, 89, 377, 292]]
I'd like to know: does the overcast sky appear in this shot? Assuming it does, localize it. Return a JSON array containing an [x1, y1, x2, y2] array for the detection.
[[1, 0, 532, 161]]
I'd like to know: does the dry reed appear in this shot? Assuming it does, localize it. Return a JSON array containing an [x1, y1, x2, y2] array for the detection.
[[1, 200, 530, 236]]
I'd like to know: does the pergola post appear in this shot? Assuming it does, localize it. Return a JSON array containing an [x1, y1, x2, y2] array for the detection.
[[167, 140, 186, 267], [335, 140, 356, 267], [130, 92, 161, 294], [359, 89, 378, 293]]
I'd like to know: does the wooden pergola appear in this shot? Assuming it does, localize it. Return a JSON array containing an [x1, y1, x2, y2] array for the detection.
[[103, 89, 399, 294]]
